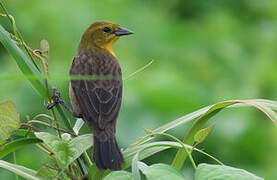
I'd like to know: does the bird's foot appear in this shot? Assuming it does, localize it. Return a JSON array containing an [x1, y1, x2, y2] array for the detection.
[[44, 88, 62, 110]]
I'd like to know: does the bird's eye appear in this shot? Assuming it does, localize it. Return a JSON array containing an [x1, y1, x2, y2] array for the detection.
[[103, 27, 111, 33]]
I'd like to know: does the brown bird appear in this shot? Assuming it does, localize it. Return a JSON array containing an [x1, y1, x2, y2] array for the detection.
[[70, 21, 133, 170], [47, 21, 133, 171]]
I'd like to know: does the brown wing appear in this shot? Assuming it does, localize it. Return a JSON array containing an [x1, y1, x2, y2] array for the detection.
[[70, 54, 122, 130]]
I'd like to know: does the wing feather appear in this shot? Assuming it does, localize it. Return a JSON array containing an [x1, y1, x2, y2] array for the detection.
[[70, 55, 122, 131]]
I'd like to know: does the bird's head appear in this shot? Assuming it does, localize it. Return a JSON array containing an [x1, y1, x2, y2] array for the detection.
[[78, 21, 133, 55]]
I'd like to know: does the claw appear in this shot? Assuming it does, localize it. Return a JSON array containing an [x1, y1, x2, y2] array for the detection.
[[44, 100, 56, 110], [44, 88, 61, 110]]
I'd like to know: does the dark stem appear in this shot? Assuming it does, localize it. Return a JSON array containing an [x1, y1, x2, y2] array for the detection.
[[20, 123, 40, 132]]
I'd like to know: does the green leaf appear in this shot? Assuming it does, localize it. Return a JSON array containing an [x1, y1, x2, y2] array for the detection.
[[172, 99, 277, 169], [104, 171, 133, 180], [88, 165, 104, 180], [0, 138, 42, 158], [14, 129, 36, 138], [36, 166, 57, 179], [137, 161, 149, 172], [35, 132, 92, 168], [131, 99, 277, 148], [0, 101, 20, 144], [0, 24, 47, 98], [142, 164, 186, 180], [0, 160, 40, 180], [195, 163, 264, 180], [194, 124, 215, 143]]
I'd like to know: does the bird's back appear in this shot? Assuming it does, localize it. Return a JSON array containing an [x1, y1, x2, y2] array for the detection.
[[70, 49, 122, 139]]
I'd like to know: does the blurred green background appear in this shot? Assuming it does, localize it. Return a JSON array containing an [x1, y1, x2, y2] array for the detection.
[[1, 0, 277, 179]]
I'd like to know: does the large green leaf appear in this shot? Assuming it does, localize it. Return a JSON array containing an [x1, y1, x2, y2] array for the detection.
[[0, 24, 47, 98], [0, 138, 42, 158], [104, 171, 133, 180], [0, 101, 20, 144], [141, 163, 186, 180], [172, 99, 277, 169], [195, 163, 263, 180], [0, 160, 40, 180], [35, 132, 92, 168], [131, 99, 277, 149]]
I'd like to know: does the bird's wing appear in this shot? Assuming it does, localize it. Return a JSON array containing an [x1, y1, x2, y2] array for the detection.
[[70, 56, 122, 130]]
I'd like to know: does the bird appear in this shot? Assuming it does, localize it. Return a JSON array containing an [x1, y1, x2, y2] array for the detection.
[[58, 21, 133, 171]]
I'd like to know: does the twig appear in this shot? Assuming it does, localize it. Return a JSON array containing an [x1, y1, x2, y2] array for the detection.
[[28, 120, 75, 136], [20, 123, 40, 132]]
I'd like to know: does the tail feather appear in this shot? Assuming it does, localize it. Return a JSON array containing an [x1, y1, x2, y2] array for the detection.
[[93, 136, 124, 171]]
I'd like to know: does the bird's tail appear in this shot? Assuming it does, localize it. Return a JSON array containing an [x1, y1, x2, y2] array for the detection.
[[93, 135, 124, 171]]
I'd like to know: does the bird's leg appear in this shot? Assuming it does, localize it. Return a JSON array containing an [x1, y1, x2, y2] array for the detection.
[[45, 88, 74, 114]]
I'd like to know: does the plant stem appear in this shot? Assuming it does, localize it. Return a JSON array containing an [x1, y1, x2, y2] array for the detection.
[[28, 120, 75, 136], [149, 132, 197, 169], [20, 123, 40, 132], [13, 152, 19, 180], [0, 1, 41, 72]]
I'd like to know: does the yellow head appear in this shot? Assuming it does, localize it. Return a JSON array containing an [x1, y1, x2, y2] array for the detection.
[[78, 21, 133, 55]]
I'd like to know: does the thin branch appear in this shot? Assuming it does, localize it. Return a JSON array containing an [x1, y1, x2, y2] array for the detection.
[[28, 120, 75, 136], [20, 123, 40, 132]]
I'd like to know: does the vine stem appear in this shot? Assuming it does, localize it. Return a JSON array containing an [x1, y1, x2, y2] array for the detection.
[[144, 130, 197, 169]]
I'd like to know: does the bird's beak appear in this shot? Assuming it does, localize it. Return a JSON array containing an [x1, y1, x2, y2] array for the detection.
[[114, 27, 134, 36]]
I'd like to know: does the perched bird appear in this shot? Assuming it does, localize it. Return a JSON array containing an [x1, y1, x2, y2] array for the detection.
[[69, 21, 133, 170]]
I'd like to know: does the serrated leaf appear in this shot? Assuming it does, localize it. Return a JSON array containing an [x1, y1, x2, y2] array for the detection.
[[0, 160, 40, 180], [35, 132, 92, 168], [195, 163, 263, 180], [194, 124, 214, 143], [142, 163, 186, 180], [104, 171, 133, 180], [0, 101, 20, 144]]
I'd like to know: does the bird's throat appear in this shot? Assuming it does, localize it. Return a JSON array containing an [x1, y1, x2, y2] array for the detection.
[[104, 43, 116, 57]]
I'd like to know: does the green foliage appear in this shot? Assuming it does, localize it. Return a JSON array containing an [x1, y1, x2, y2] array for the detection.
[[195, 163, 263, 180], [0, 160, 40, 180], [35, 132, 92, 168], [0, 101, 20, 144], [0, 24, 47, 98], [141, 163, 186, 180], [36, 166, 57, 179], [0, 138, 42, 158], [172, 99, 277, 169], [194, 124, 215, 144], [0, 1, 277, 179], [104, 171, 133, 180]]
